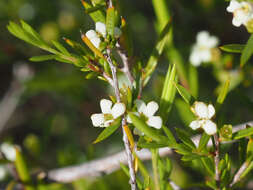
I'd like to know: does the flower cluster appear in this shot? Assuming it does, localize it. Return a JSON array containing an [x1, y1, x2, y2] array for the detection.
[[91, 99, 126, 127], [189, 101, 217, 135], [85, 22, 122, 49], [227, 0, 253, 28], [189, 31, 219, 67]]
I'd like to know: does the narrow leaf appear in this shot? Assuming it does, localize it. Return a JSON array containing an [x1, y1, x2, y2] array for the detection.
[[81, 0, 105, 23], [160, 64, 177, 121], [93, 118, 121, 144], [162, 125, 177, 145], [52, 40, 70, 56], [220, 44, 245, 53], [233, 126, 253, 140], [143, 19, 172, 86], [217, 79, 230, 105], [189, 64, 198, 98], [106, 7, 115, 37], [241, 34, 253, 67], [198, 133, 210, 151], [174, 83, 195, 105], [175, 128, 196, 150], [29, 55, 57, 62]]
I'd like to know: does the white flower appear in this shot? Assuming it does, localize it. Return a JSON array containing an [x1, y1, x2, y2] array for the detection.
[[190, 31, 219, 66], [0, 143, 16, 162], [189, 101, 217, 135], [0, 165, 7, 181], [227, 0, 253, 27], [127, 100, 163, 135], [91, 99, 126, 127], [86, 22, 122, 48]]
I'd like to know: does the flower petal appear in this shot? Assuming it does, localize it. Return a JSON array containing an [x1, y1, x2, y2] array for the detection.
[[194, 101, 209, 118], [0, 143, 16, 161], [227, 0, 241, 13], [135, 99, 146, 113], [189, 120, 202, 130], [95, 22, 106, 37], [100, 99, 112, 114], [207, 104, 215, 119], [89, 37, 101, 48], [85, 30, 97, 39], [202, 120, 217, 135], [143, 101, 159, 117], [91, 113, 105, 127], [112, 103, 126, 118], [104, 119, 114, 127], [147, 116, 162, 129]]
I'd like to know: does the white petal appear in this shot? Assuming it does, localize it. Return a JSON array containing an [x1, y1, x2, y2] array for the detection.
[[114, 27, 122, 38], [207, 104, 215, 119], [147, 116, 162, 129], [100, 99, 112, 114], [135, 99, 146, 113], [91, 113, 105, 127], [205, 36, 218, 48], [89, 36, 101, 48], [143, 101, 159, 117], [194, 102, 209, 118], [199, 49, 211, 63], [0, 143, 16, 161], [189, 120, 202, 130], [85, 30, 97, 39], [202, 120, 217, 135], [112, 103, 126, 118], [190, 49, 202, 66], [232, 17, 243, 27], [197, 31, 209, 46], [227, 0, 241, 12], [96, 22, 106, 37]]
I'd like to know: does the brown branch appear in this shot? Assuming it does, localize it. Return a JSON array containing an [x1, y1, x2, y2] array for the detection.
[[46, 121, 253, 183], [230, 160, 251, 187], [214, 134, 220, 189]]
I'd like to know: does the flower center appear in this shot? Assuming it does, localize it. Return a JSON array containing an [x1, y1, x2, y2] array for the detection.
[[104, 114, 114, 121]]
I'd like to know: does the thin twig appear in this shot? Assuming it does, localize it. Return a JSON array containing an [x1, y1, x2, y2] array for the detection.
[[116, 43, 134, 86], [214, 134, 220, 190], [46, 121, 253, 183], [230, 160, 250, 187], [105, 49, 137, 190]]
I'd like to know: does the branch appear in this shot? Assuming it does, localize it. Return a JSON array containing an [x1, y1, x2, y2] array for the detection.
[[46, 121, 253, 183], [0, 64, 33, 133], [230, 160, 251, 187], [214, 134, 220, 189]]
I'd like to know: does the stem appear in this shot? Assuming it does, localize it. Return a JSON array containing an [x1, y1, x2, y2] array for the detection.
[[116, 43, 134, 86], [230, 161, 249, 187], [151, 149, 160, 190], [214, 134, 220, 190], [106, 49, 137, 190]]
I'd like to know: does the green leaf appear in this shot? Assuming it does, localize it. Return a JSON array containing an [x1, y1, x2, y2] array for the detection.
[[240, 161, 253, 180], [175, 128, 196, 150], [217, 79, 230, 105], [198, 133, 210, 151], [81, 0, 105, 23], [128, 113, 168, 143], [174, 143, 192, 155], [181, 154, 203, 162], [189, 64, 198, 98], [241, 34, 253, 67], [20, 20, 43, 43], [15, 148, 35, 190], [93, 118, 121, 144], [160, 64, 177, 122], [162, 125, 177, 145], [106, 7, 115, 37], [29, 55, 57, 62], [137, 141, 168, 149], [201, 157, 215, 176], [232, 126, 253, 140], [174, 83, 195, 105], [52, 40, 70, 56], [143, 19, 172, 86], [220, 44, 245, 53]]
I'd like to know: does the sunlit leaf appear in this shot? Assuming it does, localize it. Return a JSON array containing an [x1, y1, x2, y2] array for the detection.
[[220, 44, 245, 53], [232, 126, 253, 140], [241, 34, 253, 67], [174, 83, 195, 105]]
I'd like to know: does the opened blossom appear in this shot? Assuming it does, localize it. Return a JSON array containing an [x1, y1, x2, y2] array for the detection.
[[127, 100, 163, 135], [85, 22, 122, 48], [0, 143, 16, 162], [189, 101, 217, 135], [91, 99, 126, 127], [189, 31, 219, 67], [226, 0, 253, 27]]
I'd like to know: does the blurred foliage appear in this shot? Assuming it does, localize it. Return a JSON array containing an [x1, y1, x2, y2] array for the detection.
[[0, 0, 253, 189]]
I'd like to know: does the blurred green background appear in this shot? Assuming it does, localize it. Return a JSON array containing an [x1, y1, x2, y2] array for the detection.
[[0, 0, 253, 189]]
